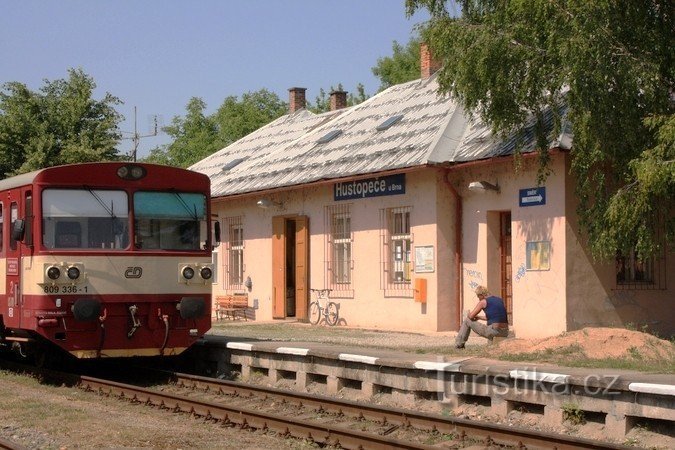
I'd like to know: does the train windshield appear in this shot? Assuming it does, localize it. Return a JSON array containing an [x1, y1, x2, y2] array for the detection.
[[133, 191, 207, 251], [42, 189, 130, 250]]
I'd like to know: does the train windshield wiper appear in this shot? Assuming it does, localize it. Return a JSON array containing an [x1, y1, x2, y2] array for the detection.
[[172, 192, 198, 221], [85, 186, 116, 219]]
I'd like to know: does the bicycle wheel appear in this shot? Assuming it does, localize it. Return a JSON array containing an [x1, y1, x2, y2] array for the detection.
[[325, 302, 339, 326], [309, 302, 321, 325]]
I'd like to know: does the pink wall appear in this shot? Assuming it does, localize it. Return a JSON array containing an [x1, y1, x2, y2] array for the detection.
[[210, 153, 674, 338], [211, 169, 458, 332]]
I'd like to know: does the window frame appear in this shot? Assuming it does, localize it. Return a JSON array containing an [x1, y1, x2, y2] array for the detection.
[[325, 204, 354, 297], [380, 206, 413, 297]]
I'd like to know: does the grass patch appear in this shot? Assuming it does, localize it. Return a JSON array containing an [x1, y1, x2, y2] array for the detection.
[[561, 403, 585, 425], [497, 346, 675, 373]]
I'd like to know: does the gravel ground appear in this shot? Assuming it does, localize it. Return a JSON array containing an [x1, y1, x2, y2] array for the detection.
[[207, 320, 487, 354]]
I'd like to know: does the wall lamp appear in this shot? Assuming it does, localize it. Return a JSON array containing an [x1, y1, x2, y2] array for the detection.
[[256, 198, 283, 209], [468, 181, 500, 193]]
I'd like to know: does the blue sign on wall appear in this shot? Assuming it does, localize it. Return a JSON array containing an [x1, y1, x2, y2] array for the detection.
[[519, 187, 546, 207], [334, 174, 405, 201]]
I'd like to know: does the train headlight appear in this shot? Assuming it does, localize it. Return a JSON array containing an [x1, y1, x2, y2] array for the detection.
[[117, 164, 146, 180], [182, 266, 195, 280], [199, 267, 212, 280], [46, 266, 61, 280], [67, 266, 81, 280]]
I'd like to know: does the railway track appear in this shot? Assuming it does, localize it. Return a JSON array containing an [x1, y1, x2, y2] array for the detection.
[[0, 359, 635, 449], [82, 369, 632, 450]]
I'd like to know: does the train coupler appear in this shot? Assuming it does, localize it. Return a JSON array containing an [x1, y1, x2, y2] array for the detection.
[[127, 305, 141, 338]]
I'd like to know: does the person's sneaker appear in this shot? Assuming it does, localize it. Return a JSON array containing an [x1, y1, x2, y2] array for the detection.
[[455, 343, 465, 349]]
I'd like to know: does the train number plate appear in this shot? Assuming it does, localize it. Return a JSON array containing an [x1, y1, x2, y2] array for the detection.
[[43, 285, 89, 294]]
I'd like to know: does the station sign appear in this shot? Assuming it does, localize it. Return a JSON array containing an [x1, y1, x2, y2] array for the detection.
[[519, 187, 546, 207], [334, 174, 405, 201]]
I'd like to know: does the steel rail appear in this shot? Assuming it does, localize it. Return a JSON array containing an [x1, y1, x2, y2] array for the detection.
[[0, 437, 28, 450], [172, 371, 634, 450], [80, 375, 438, 450]]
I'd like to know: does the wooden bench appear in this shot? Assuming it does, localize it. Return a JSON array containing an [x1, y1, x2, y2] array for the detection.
[[215, 294, 249, 321]]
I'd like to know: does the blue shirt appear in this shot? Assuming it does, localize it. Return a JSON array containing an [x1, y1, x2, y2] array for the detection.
[[484, 296, 508, 325]]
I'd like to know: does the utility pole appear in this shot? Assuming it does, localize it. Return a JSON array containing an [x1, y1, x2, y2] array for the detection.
[[122, 107, 158, 161]]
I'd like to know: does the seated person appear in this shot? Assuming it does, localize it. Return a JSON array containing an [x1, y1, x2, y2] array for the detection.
[[455, 285, 509, 348]]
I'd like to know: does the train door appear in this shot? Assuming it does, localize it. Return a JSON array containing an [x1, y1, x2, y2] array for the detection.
[[4, 189, 27, 329], [272, 216, 309, 320]]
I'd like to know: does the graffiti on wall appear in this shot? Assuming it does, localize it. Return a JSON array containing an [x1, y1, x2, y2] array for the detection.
[[515, 263, 526, 282], [463, 268, 484, 291]]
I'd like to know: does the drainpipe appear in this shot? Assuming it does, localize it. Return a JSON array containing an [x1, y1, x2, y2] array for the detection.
[[443, 171, 463, 329]]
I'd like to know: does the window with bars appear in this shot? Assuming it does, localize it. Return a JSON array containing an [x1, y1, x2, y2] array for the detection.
[[380, 206, 413, 296], [616, 248, 666, 290], [615, 220, 667, 290], [325, 204, 353, 296], [222, 216, 244, 290]]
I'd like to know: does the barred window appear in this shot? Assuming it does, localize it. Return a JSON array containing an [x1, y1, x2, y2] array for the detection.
[[380, 206, 413, 296], [223, 216, 244, 290], [616, 248, 666, 290], [325, 204, 353, 296]]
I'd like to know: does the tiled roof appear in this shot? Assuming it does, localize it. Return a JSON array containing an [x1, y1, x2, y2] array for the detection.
[[190, 75, 570, 198]]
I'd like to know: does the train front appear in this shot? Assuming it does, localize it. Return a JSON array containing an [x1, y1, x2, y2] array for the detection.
[[23, 163, 214, 359]]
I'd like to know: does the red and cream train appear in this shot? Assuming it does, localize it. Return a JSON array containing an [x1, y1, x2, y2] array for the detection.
[[0, 162, 216, 361]]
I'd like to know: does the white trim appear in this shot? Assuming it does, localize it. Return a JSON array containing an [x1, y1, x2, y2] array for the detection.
[[226, 342, 253, 351], [413, 361, 462, 372], [628, 383, 675, 396], [338, 353, 379, 365], [509, 369, 569, 384], [276, 347, 310, 356]]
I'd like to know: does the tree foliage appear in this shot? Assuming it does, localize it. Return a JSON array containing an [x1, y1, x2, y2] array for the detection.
[[309, 83, 369, 114], [0, 68, 122, 176], [214, 89, 287, 146], [371, 37, 421, 91], [144, 97, 219, 168], [145, 89, 287, 168], [407, 0, 674, 259]]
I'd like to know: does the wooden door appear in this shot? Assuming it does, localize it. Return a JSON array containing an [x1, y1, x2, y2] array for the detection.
[[272, 216, 286, 319], [500, 212, 512, 324], [295, 216, 309, 320]]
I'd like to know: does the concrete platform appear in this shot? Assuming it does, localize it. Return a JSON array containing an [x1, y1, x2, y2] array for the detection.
[[187, 333, 675, 438]]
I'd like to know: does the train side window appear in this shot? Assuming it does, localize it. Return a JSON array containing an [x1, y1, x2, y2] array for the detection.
[[10, 203, 18, 251], [24, 192, 32, 247]]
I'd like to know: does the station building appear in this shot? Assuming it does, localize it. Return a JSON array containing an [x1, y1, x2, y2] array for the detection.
[[191, 47, 674, 339]]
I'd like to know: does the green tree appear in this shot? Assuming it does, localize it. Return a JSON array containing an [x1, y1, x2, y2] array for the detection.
[[214, 89, 287, 146], [371, 37, 421, 91], [406, 0, 674, 259], [0, 68, 122, 176], [309, 83, 369, 114], [144, 97, 219, 168], [145, 89, 287, 168]]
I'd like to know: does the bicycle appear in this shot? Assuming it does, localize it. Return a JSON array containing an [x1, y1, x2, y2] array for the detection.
[[309, 288, 339, 326]]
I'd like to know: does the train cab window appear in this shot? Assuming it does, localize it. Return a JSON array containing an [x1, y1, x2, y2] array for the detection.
[[42, 189, 129, 250], [133, 191, 207, 251]]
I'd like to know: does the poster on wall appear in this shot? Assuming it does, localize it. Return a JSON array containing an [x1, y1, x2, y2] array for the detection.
[[526, 241, 551, 270], [415, 245, 435, 273]]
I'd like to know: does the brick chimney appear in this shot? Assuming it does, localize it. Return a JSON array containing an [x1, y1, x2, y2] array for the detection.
[[288, 87, 307, 113], [420, 43, 441, 79], [329, 90, 348, 111]]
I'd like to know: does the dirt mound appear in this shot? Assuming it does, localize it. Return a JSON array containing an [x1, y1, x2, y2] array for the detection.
[[497, 327, 674, 360]]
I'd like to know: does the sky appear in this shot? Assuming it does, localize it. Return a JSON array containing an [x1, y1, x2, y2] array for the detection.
[[1, 1, 430, 159]]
